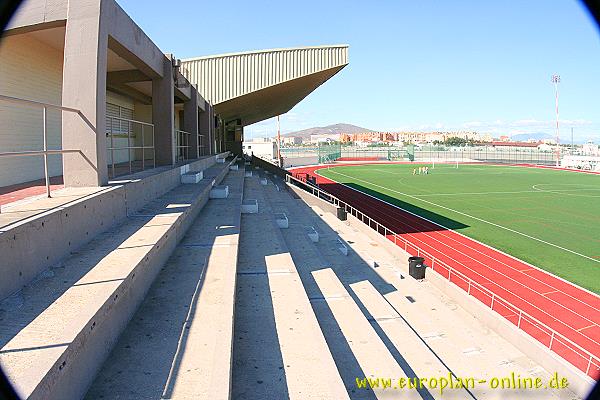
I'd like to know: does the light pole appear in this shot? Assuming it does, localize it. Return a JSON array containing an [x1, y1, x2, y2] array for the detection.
[[551, 74, 560, 166], [276, 115, 282, 167]]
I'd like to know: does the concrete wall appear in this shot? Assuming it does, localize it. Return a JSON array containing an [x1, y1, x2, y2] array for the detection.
[[0, 32, 64, 186], [0, 153, 227, 301], [6, 0, 68, 30]]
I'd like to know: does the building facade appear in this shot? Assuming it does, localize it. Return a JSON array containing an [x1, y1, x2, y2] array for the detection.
[[0, 0, 348, 189]]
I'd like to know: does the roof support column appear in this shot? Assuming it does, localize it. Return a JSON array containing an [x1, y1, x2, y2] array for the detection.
[[199, 101, 213, 155], [61, 0, 108, 186], [183, 88, 199, 159], [152, 56, 175, 165]]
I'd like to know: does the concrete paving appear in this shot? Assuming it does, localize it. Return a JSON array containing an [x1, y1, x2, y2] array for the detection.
[[0, 186, 106, 229]]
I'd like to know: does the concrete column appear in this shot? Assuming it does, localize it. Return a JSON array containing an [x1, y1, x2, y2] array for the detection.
[[209, 105, 216, 154], [152, 56, 175, 165], [199, 101, 212, 155], [183, 89, 199, 159], [62, 0, 108, 186]]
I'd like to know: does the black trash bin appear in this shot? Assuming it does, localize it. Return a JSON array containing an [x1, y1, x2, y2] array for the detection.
[[408, 256, 426, 280], [336, 207, 347, 221]]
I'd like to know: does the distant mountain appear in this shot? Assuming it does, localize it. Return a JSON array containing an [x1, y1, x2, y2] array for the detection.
[[511, 132, 554, 142], [283, 123, 373, 138]]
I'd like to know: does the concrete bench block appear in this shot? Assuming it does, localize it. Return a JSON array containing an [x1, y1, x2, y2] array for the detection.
[[306, 226, 319, 243], [210, 185, 229, 199], [245, 170, 253, 177], [241, 199, 258, 214], [275, 213, 289, 229], [229, 164, 239, 171], [337, 238, 348, 256], [260, 178, 268, 185], [181, 171, 203, 184]]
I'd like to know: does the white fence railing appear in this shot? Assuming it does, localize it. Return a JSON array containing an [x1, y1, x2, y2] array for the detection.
[[107, 116, 155, 178], [175, 129, 191, 162], [286, 173, 600, 378]]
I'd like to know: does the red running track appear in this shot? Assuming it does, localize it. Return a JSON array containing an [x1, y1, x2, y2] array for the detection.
[[292, 164, 600, 379]]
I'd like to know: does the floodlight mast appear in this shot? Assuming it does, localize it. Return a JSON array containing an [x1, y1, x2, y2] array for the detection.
[[552, 74, 560, 167], [277, 115, 281, 167]]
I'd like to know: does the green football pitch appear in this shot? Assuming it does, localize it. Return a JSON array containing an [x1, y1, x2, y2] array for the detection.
[[318, 163, 600, 293]]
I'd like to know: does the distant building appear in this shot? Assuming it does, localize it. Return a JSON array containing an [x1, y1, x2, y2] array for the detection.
[[310, 134, 339, 143], [242, 139, 277, 160], [282, 136, 302, 145], [582, 141, 599, 156], [491, 141, 540, 148]]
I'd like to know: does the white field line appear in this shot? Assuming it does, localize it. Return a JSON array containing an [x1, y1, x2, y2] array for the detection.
[[316, 180, 600, 351], [371, 167, 536, 176], [316, 169, 600, 323], [308, 167, 600, 302], [415, 190, 549, 197], [325, 169, 600, 265]]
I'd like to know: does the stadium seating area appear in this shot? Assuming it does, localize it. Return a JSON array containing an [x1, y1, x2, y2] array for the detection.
[[0, 158, 591, 399]]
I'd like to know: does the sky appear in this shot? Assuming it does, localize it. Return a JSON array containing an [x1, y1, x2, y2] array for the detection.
[[116, 0, 600, 142]]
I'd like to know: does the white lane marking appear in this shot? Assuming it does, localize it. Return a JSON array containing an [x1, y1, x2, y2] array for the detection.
[[316, 168, 600, 329], [324, 169, 600, 265], [321, 173, 600, 336]]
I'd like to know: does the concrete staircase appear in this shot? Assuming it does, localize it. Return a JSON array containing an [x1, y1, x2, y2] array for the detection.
[[85, 166, 244, 400], [232, 170, 348, 400], [0, 158, 237, 400], [251, 173, 581, 400], [1, 165, 584, 400]]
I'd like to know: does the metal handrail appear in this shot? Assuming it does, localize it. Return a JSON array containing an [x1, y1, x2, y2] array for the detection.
[[285, 172, 600, 377], [175, 129, 191, 161], [198, 133, 207, 156], [0, 94, 86, 202], [107, 116, 155, 178]]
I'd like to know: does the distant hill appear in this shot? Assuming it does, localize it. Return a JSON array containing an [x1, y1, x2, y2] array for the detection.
[[511, 132, 553, 142], [283, 123, 373, 138]]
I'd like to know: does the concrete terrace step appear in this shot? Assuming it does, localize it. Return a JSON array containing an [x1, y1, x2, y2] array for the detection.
[[233, 172, 347, 400], [0, 153, 226, 302], [0, 159, 235, 400], [299, 199, 582, 399], [311, 268, 422, 400], [264, 253, 349, 400], [85, 167, 244, 400], [349, 280, 470, 400]]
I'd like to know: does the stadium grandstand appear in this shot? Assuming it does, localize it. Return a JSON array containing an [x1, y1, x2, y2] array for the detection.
[[0, 1, 598, 400]]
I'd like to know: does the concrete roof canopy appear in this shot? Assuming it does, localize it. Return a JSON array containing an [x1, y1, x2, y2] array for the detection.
[[181, 45, 349, 126]]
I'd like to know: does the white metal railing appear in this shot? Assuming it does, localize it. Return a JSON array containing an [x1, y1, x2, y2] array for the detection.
[[286, 173, 600, 377], [175, 129, 191, 162], [198, 133, 207, 156], [0, 94, 86, 204], [107, 116, 155, 178]]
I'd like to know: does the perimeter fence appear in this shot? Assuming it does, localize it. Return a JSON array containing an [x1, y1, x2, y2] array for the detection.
[[281, 143, 562, 167]]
